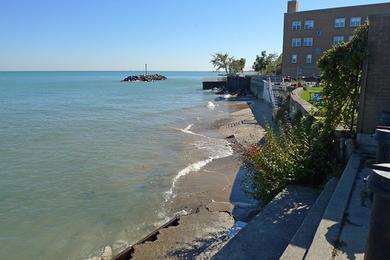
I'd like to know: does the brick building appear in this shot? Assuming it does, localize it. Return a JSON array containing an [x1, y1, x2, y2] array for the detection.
[[357, 13, 390, 145], [281, 1, 390, 78]]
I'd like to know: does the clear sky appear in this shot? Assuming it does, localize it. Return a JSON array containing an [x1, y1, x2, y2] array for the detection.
[[0, 0, 387, 71]]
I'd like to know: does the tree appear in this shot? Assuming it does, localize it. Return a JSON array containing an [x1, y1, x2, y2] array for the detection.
[[211, 53, 246, 75], [229, 58, 246, 74], [264, 54, 282, 75], [253, 51, 277, 73], [210, 53, 230, 75]]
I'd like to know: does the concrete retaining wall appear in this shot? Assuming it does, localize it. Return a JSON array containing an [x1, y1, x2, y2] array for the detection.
[[249, 76, 274, 107], [250, 76, 268, 99], [289, 88, 317, 117]]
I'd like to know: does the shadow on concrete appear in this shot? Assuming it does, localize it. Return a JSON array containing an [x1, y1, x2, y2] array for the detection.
[[247, 99, 275, 130], [215, 186, 319, 260], [167, 231, 226, 259], [322, 168, 369, 260], [302, 157, 368, 260], [324, 221, 365, 260]]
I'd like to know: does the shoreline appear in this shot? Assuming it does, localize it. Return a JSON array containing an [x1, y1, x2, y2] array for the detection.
[[118, 97, 273, 259]]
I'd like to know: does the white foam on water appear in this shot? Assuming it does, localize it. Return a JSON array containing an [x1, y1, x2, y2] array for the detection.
[[164, 158, 213, 200], [164, 124, 233, 202], [224, 94, 232, 99], [207, 101, 216, 110], [176, 124, 207, 138]]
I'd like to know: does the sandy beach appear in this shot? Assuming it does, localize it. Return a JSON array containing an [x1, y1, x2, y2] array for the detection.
[[129, 97, 273, 259]]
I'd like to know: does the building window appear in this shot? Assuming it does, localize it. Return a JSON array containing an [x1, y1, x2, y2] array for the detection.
[[348, 35, 354, 41], [333, 36, 345, 45], [303, 37, 313, 46], [304, 20, 314, 30], [292, 38, 301, 47], [306, 54, 313, 64], [350, 17, 361, 27], [292, 21, 301, 30], [315, 48, 321, 55], [291, 54, 298, 64], [335, 18, 346, 28]]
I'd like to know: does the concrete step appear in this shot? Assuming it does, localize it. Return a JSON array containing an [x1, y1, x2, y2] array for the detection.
[[280, 177, 339, 260], [305, 154, 361, 260], [213, 185, 320, 260]]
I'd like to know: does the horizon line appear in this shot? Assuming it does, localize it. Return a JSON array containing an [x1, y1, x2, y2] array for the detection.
[[0, 69, 218, 72]]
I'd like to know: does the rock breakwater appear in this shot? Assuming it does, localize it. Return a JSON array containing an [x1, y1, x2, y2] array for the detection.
[[122, 74, 167, 82]]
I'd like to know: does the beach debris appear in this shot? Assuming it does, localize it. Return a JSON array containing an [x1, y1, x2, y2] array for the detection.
[[122, 74, 167, 82]]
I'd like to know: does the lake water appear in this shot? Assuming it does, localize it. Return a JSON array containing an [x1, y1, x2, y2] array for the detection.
[[0, 71, 233, 259]]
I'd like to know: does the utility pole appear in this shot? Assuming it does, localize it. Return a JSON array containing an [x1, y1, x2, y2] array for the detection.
[[145, 64, 148, 76]]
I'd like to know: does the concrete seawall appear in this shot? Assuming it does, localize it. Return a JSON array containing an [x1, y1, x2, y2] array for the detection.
[[289, 88, 317, 117], [202, 80, 226, 90]]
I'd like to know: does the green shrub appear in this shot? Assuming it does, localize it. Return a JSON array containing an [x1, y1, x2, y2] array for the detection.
[[243, 115, 337, 203]]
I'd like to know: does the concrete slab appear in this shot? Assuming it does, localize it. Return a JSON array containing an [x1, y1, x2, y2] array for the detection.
[[280, 177, 339, 260], [334, 167, 371, 260], [213, 185, 319, 260], [206, 201, 234, 213], [305, 154, 361, 260]]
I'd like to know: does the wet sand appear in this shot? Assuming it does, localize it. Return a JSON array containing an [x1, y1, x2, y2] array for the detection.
[[129, 98, 273, 259]]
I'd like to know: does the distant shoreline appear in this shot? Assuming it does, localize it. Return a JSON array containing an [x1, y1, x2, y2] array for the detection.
[[0, 70, 218, 73]]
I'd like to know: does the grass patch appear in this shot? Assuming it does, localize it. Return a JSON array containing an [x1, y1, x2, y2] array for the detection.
[[299, 87, 323, 103]]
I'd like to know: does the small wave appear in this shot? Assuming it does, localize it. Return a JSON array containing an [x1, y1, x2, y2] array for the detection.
[[207, 101, 216, 110], [165, 125, 233, 202], [177, 124, 207, 138], [224, 94, 232, 99], [164, 158, 213, 200], [181, 124, 194, 134], [194, 139, 233, 159]]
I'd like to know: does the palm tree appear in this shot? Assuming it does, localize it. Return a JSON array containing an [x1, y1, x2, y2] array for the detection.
[[210, 53, 230, 75]]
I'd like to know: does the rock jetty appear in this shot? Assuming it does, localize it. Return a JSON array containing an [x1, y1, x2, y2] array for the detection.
[[122, 74, 167, 82]]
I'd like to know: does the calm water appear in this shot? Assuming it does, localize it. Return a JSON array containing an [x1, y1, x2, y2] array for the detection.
[[0, 71, 232, 259]]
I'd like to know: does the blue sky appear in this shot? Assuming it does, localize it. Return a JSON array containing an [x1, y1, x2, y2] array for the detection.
[[0, 0, 387, 71]]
